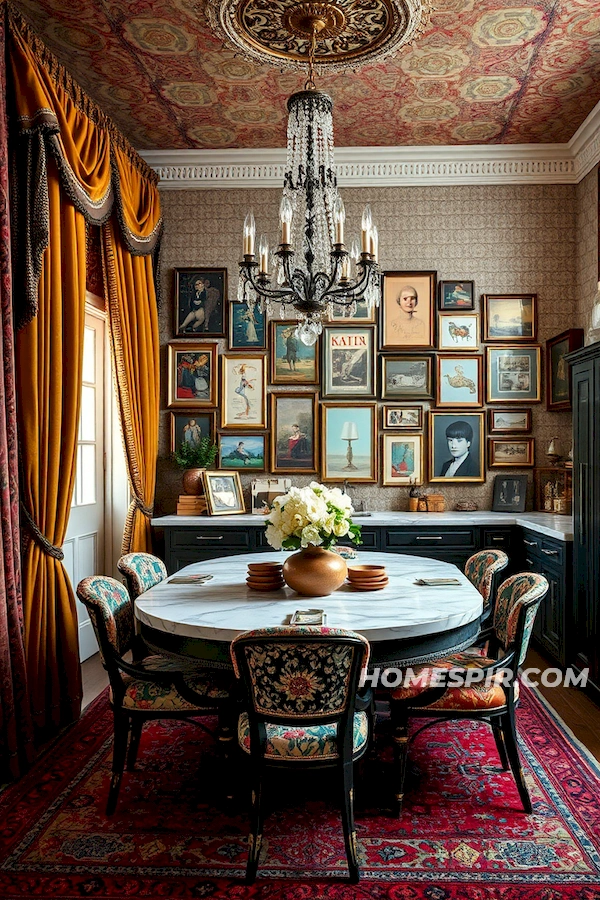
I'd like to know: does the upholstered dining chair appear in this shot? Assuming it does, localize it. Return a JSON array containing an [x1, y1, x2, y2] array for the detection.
[[464, 549, 509, 625], [77, 575, 231, 815], [117, 552, 168, 599], [230, 626, 372, 884], [387, 571, 548, 817]]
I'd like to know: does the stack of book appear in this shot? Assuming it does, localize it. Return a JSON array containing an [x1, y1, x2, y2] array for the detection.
[[176, 495, 207, 516]]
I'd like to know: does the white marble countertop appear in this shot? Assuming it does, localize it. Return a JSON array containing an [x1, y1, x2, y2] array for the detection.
[[135, 551, 482, 644], [152, 511, 573, 541]]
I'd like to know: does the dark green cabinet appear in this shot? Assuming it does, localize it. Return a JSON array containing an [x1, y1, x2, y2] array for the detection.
[[520, 528, 570, 667]]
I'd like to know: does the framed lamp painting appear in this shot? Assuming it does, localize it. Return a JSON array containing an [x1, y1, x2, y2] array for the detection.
[[381, 271, 436, 350], [546, 328, 584, 410], [429, 411, 485, 483], [221, 354, 267, 429], [321, 402, 377, 483], [174, 268, 227, 337], [167, 342, 218, 408]]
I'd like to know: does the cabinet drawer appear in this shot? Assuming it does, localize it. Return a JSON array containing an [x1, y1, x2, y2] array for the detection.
[[385, 528, 476, 550], [482, 529, 512, 550], [539, 537, 564, 567], [337, 528, 379, 550], [170, 529, 251, 550], [521, 530, 542, 556]]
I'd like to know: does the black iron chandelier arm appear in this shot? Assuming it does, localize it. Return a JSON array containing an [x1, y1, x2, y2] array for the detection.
[[321, 260, 379, 303], [241, 263, 296, 302]]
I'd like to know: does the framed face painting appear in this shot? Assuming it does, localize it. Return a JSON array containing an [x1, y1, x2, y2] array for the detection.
[[546, 328, 584, 410], [174, 268, 227, 337], [483, 294, 537, 342], [221, 354, 267, 428], [382, 405, 423, 430], [488, 437, 535, 467], [270, 392, 318, 474], [488, 408, 532, 434], [202, 470, 245, 515], [436, 355, 483, 408], [218, 434, 266, 471], [321, 403, 377, 483], [381, 356, 433, 400], [270, 322, 319, 385], [229, 301, 266, 350], [492, 474, 528, 512], [167, 342, 218, 408], [486, 346, 541, 403], [438, 280, 474, 310], [429, 411, 485, 483], [322, 326, 376, 399], [438, 313, 479, 351], [381, 433, 424, 486], [169, 411, 215, 452], [381, 271, 436, 349]]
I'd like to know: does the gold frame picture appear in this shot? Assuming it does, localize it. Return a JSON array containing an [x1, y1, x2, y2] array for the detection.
[[270, 392, 319, 474], [436, 355, 483, 408], [321, 402, 378, 483], [169, 411, 216, 453], [380, 271, 436, 350], [381, 433, 424, 486], [167, 342, 218, 409], [202, 470, 245, 515], [483, 294, 537, 342], [221, 354, 267, 429], [488, 437, 535, 468], [429, 411, 485, 483], [486, 346, 542, 403]]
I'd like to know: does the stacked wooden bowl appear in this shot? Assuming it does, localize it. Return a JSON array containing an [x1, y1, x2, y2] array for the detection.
[[347, 564, 389, 592], [246, 561, 285, 592]]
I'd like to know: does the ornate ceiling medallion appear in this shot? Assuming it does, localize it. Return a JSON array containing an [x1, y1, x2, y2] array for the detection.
[[206, 0, 430, 71]]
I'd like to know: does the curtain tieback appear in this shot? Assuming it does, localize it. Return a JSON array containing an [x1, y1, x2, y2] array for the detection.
[[132, 495, 154, 519], [20, 502, 65, 560]]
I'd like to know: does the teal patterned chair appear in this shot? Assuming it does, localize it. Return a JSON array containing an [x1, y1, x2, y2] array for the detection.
[[388, 572, 548, 817], [77, 575, 231, 815], [464, 549, 509, 624], [117, 552, 168, 600], [231, 626, 372, 884]]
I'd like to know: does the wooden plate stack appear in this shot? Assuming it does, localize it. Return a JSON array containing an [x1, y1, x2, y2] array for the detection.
[[246, 561, 285, 592], [347, 564, 389, 592]]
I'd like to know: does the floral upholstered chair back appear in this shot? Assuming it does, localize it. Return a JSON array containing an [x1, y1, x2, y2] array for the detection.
[[231, 626, 370, 722], [464, 549, 509, 612], [493, 572, 548, 666], [117, 553, 167, 600], [76, 575, 135, 670]]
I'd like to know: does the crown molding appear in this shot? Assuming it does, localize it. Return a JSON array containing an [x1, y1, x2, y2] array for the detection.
[[141, 100, 600, 190]]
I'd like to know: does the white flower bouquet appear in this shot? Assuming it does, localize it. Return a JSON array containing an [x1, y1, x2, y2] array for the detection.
[[265, 482, 362, 551]]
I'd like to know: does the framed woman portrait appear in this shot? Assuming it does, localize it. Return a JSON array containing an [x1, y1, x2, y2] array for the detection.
[[174, 268, 227, 337], [221, 354, 267, 429], [429, 411, 485, 483], [218, 433, 266, 471], [436, 355, 483, 408], [483, 294, 537, 342], [546, 328, 584, 410], [202, 470, 245, 515], [488, 437, 535, 467], [322, 325, 376, 399], [381, 355, 433, 400], [382, 405, 423, 430], [167, 342, 218, 409], [270, 392, 318, 474], [486, 346, 541, 403], [229, 301, 266, 350], [381, 433, 424, 486], [437, 312, 479, 351], [381, 271, 436, 350], [488, 408, 532, 434], [270, 322, 319, 385], [169, 411, 216, 453], [321, 402, 377, 483], [438, 280, 474, 311]]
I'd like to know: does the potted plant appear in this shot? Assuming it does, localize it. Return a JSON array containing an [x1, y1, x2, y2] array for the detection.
[[172, 436, 218, 495]]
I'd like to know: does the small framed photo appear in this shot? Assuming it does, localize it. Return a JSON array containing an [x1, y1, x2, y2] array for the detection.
[[488, 437, 535, 467], [218, 433, 266, 471], [438, 280, 474, 310], [174, 268, 227, 337], [382, 405, 423, 430], [170, 411, 216, 453], [270, 322, 319, 385], [167, 342, 218, 408], [321, 402, 377, 483], [488, 408, 532, 434], [221, 354, 267, 429], [546, 328, 584, 410], [381, 355, 433, 400], [492, 474, 528, 512], [251, 478, 292, 516], [486, 346, 541, 403], [270, 392, 318, 473], [438, 312, 479, 351], [229, 301, 266, 350], [429, 411, 485, 483], [483, 294, 537, 342], [381, 433, 424, 486], [202, 470, 245, 515], [328, 297, 376, 323], [436, 355, 483, 408], [381, 271, 436, 349], [322, 325, 376, 399]]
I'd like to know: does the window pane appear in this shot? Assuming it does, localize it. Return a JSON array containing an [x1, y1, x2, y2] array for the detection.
[[80, 386, 96, 441], [79, 445, 96, 505], [75, 445, 83, 506], [82, 326, 95, 384]]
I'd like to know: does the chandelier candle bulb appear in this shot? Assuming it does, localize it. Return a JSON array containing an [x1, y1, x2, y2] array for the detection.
[[334, 196, 345, 245], [370, 224, 379, 263], [361, 205, 372, 253], [280, 195, 293, 245], [243, 211, 256, 256], [258, 234, 269, 274]]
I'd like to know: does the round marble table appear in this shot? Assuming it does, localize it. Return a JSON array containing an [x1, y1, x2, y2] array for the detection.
[[135, 551, 483, 670]]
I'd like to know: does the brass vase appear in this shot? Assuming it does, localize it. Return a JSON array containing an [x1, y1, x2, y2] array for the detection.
[[182, 467, 206, 495], [283, 546, 348, 597]]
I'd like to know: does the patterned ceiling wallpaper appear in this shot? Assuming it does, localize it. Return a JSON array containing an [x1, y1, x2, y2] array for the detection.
[[12, 0, 600, 150]]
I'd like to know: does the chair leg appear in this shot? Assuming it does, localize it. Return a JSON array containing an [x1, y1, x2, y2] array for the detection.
[[246, 764, 265, 884], [127, 718, 144, 771], [340, 760, 360, 883], [390, 702, 409, 817], [492, 722, 509, 770], [501, 709, 532, 813], [107, 709, 130, 816]]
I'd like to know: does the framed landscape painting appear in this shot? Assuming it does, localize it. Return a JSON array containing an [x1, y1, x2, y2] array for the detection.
[[322, 325, 376, 398], [218, 434, 265, 470], [436, 355, 483, 408], [381, 355, 433, 400], [382, 405, 423, 430], [321, 402, 377, 483], [381, 271, 436, 350], [169, 411, 215, 453], [174, 268, 227, 337], [270, 392, 318, 474], [229, 301, 266, 350], [381, 433, 424, 486], [221, 354, 267, 429], [429, 411, 485, 483], [438, 280, 474, 310], [546, 328, 584, 410], [270, 322, 319, 385], [167, 342, 218, 408], [488, 409, 532, 434], [488, 437, 535, 467], [483, 294, 537, 342], [486, 346, 541, 403]]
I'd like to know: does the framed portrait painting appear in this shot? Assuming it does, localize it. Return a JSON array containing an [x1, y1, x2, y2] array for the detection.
[[218, 434, 266, 471], [270, 392, 318, 474], [382, 405, 423, 430], [174, 268, 227, 337], [321, 402, 377, 483], [486, 346, 541, 403], [381, 271, 436, 350], [437, 312, 479, 351], [221, 354, 267, 429], [202, 470, 245, 515], [381, 433, 424, 486], [229, 301, 266, 350], [492, 474, 528, 512], [438, 280, 474, 311], [167, 342, 218, 408], [546, 328, 584, 410], [381, 355, 433, 400], [488, 437, 535, 467], [436, 355, 483, 408], [429, 411, 485, 483], [322, 325, 376, 398], [488, 408, 532, 434], [169, 411, 216, 453], [270, 322, 319, 385], [483, 294, 537, 342]]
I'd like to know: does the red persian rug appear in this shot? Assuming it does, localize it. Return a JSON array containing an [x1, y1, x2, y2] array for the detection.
[[1, 685, 599, 899]]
